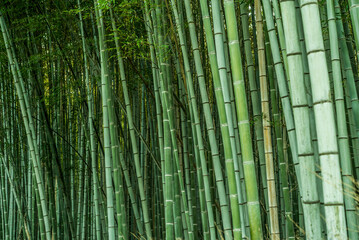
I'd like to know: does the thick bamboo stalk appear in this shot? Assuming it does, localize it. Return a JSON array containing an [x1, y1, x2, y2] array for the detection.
[[279, 0, 323, 239], [327, 0, 358, 238], [299, 0, 348, 238]]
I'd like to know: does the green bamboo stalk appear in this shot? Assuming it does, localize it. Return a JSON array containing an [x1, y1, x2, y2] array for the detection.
[[196, 0, 245, 238]]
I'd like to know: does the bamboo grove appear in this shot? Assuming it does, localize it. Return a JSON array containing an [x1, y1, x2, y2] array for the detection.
[[0, 0, 359, 239]]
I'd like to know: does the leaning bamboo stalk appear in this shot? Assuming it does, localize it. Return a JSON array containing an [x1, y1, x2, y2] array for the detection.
[[0, 12, 52, 240]]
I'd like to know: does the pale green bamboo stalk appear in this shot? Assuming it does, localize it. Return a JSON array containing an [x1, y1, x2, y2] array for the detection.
[[334, 2, 359, 183], [270, 0, 289, 79], [299, 0, 348, 238], [278, 1, 323, 239], [327, 1, 358, 238], [94, 1, 116, 238]]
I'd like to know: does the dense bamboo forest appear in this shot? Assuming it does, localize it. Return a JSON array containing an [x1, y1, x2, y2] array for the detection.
[[1, 0, 359, 239]]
